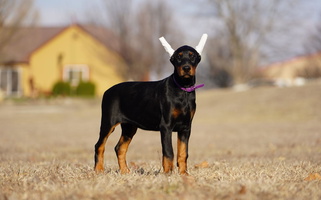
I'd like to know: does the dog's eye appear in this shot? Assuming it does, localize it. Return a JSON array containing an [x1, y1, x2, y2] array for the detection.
[[177, 53, 183, 61], [189, 52, 196, 62]]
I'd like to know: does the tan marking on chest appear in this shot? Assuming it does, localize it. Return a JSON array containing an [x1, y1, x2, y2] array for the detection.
[[172, 108, 182, 119]]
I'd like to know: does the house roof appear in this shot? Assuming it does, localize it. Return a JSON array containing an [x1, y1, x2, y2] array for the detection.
[[0, 24, 120, 65], [79, 24, 120, 53]]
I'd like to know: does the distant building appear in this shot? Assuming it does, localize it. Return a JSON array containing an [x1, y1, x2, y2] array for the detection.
[[263, 52, 321, 87], [0, 24, 126, 97]]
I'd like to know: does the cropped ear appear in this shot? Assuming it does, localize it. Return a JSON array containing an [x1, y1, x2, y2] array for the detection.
[[195, 34, 208, 55], [159, 37, 174, 56]]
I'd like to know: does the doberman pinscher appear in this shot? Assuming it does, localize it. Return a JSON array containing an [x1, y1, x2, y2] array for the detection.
[[94, 45, 204, 175]]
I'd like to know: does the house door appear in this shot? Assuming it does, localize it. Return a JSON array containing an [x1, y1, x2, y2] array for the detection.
[[0, 67, 21, 97]]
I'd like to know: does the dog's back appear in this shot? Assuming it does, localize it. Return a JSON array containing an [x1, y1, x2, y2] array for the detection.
[[101, 79, 168, 131]]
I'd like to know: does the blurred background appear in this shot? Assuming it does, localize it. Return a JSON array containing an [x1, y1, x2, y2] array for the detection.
[[1, 0, 321, 98], [1, 2, 321, 199]]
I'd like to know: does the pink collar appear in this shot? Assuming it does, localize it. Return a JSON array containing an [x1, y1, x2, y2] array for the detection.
[[173, 76, 204, 92]]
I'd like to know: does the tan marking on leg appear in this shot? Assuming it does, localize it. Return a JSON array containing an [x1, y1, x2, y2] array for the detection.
[[177, 138, 188, 175], [163, 156, 174, 173], [116, 136, 132, 174], [94, 123, 120, 173], [95, 137, 107, 172]]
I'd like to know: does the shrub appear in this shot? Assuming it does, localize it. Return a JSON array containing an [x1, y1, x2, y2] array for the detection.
[[52, 81, 71, 96], [75, 81, 96, 97]]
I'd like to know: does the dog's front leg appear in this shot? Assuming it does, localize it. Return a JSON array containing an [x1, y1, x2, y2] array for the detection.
[[177, 129, 191, 175], [160, 127, 174, 173]]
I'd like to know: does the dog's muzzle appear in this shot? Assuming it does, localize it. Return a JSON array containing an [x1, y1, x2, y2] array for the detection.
[[183, 65, 191, 72]]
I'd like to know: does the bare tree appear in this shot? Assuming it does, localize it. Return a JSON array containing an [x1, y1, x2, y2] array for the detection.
[[304, 14, 321, 55], [207, 0, 289, 85], [0, 0, 38, 61], [94, 0, 179, 80], [98, 0, 136, 79], [301, 14, 321, 79], [134, 1, 178, 80]]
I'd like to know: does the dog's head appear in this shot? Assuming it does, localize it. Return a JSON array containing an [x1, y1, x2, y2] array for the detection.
[[170, 45, 201, 79]]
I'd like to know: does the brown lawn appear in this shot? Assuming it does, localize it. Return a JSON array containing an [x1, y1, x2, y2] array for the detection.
[[1, 82, 321, 199]]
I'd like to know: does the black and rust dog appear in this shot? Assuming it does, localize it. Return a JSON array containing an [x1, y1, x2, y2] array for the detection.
[[94, 42, 205, 175]]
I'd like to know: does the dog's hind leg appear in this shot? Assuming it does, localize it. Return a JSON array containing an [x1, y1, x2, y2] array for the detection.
[[115, 123, 137, 174], [94, 121, 120, 173]]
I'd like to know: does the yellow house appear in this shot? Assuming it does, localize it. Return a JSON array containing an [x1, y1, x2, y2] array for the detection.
[[0, 24, 126, 97]]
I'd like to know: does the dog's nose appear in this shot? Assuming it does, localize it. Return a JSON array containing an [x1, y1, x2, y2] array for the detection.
[[183, 65, 191, 72]]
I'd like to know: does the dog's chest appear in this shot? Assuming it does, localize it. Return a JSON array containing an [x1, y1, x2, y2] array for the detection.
[[171, 94, 196, 120]]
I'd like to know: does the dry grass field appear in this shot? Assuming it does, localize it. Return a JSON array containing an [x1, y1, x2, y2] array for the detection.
[[1, 82, 321, 200]]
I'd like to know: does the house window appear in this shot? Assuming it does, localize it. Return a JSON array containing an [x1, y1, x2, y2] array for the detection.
[[0, 67, 21, 97], [63, 65, 89, 86]]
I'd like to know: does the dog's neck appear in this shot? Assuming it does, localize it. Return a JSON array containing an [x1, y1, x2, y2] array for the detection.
[[173, 73, 195, 88], [172, 73, 204, 92]]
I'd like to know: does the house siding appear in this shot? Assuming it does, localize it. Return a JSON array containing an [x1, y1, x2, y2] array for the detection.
[[22, 25, 125, 97]]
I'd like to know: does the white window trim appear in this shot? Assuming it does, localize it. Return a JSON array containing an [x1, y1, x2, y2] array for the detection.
[[63, 64, 89, 86], [0, 66, 22, 97]]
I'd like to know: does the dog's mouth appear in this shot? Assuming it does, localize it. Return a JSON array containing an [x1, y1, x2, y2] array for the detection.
[[182, 73, 193, 78], [178, 65, 195, 78]]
